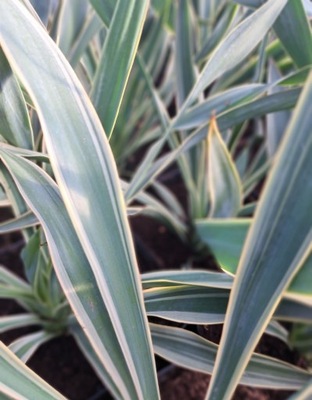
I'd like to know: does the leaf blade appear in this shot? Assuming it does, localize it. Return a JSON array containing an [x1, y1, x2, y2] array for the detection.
[[206, 71, 312, 400], [151, 324, 312, 390], [0, 342, 66, 400], [0, 2, 159, 397], [91, 0, 149, 137], [208, 117, 242, 217]]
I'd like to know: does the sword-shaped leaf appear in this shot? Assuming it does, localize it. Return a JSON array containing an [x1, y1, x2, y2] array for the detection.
[[126, 0, 288, 201], [0, 48, 33, 149], [90, 0, 115, 27], [143, 282, 312, 325], [0, 210, 38, 233], [274, 0, 312, 68], [0, 342, 66, 400], [91, 0, 149, 138], [9, 331, 55, 363], [181, 0, 288, 110], [0, 1, 159, 398], [208, 117, 242, 217], [238, 0, 312, 68], [206, 71, 312, 400], [288, 379, 312, 400], [0, 147, 150, 400], [151, 324, 312, 390], [0, 314, 40, 334], [195, 219, 312, 301]]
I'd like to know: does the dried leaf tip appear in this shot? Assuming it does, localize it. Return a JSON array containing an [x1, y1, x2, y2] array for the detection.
[[207, 112, 220, 140]]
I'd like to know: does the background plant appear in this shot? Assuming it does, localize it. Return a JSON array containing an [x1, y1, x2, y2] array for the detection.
[[0, 0, 311, 399]]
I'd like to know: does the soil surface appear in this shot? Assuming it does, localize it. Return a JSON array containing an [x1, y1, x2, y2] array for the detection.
[[0, 177, 307, 399]]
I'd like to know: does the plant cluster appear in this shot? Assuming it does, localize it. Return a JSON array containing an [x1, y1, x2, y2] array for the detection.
[[0, 0, 311, 399]]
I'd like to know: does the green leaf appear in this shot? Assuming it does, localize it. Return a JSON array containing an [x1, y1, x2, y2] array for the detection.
[[69, 319, 310, 393], [208, 117, 242, 217], [0, 342, 66, 400], [0, 314, 40, 334], [145, 285, 229, 324], [196, 4, 238, 62], [0, 210, 38, 233], [145, 283, 290, 340], [290, 323, 312, 364], [127, 85, 300, 202], [90, 0, 115, 27], [68, 12, 103, 68], [175, 0, 195, 108], [266, 61, 290, 157], [273, 0, 312, 68], [276, 299, 312, 324], [28, 0, 53, 26], [142, 269, 312, 323], [181, 0, 288, 110], [0, 1, 159, 397], [142, 270, 233, 290], [234, 1, 312, 67], [234, 0, 266, 6], [0, 265, 31, 292], [126, 0, 289, 202], [91, 0, 149, 137], [0, 158, 34, 242], [56, 0, 88, 56], [0, 48, 33, 149], [178, 87, 300, 132], [21, 230, 41, 286], [9, 331, 55, 363], [287, 253, 312, 302], [266, 320, 288, 343], [151, 324, 312, 390], [206, 71, 312, 400], [175, 83, 266, 131], [0, 143, 50, 162], [195, 218, 252, 273], [143, 280, 312, 325], [288, 379, 312, 400], [0, 150, 149, 400], [122, 180, 187, 240], [70, 320, 124, 399], [195, 218, 312, 300]]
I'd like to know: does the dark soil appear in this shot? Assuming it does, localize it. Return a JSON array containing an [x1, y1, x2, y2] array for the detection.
[[0, 180, 307, 399]]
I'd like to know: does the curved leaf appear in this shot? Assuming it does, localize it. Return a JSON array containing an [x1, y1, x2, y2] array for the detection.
[[273, 0, 312, 68], [145, 285, 229, 324], [0, 2, 159, 399], [143, 282, 312, 325], [175, 84, 266, 131], [0, 342, 66, 400], [0, 210, 38, 233], [9, 331, 55, 363], [206, 71, 312, 400], [0, 48, 33, 149], [56, 0, 88, 56], [151, 324, 312, 390], [0, 150, 143, 400], [288, 379, 312, 400], [91, 0, 149, 137], [195, 218, 253, 273], [142, 270, 233, 290], [0, 314, 40, 334], [208, 117, 242, 217], [182, 0, 288, 109], [195, 219, 312, 300], [266, 60, 291, 157]]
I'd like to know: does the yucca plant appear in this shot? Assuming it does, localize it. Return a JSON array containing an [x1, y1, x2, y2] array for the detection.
[[0, 1, 312, 399]]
